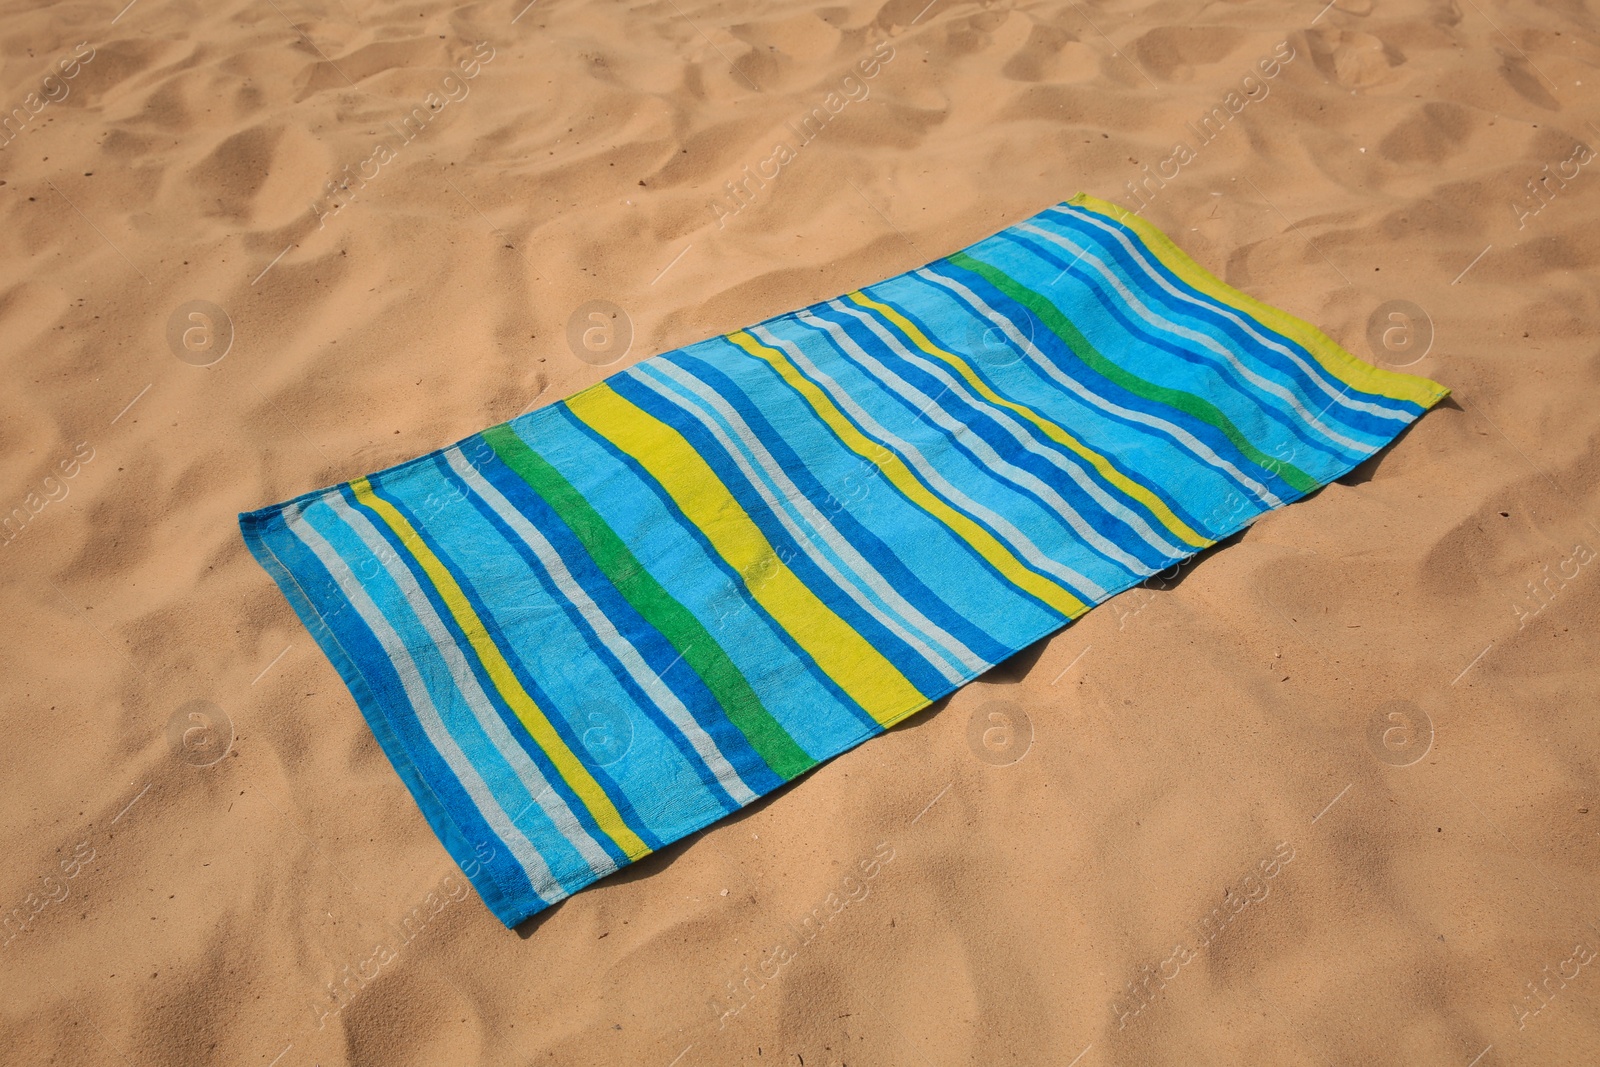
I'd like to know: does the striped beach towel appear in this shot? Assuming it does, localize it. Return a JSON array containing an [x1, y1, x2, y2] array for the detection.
[[240, 193, 1447, 927]]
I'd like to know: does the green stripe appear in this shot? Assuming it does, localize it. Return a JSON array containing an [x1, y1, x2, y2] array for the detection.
[[481, 423, 818, 781], [948, 250, 1318, 493]]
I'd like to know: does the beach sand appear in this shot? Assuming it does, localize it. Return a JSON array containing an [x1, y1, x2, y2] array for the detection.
[[2, 0, 1598, 1063]]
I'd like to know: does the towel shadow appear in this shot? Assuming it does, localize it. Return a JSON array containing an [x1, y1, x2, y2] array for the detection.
[[975, 633, 1053, 685], [1144, 526, 1250, 594], [1337, 393, 1456, 487]]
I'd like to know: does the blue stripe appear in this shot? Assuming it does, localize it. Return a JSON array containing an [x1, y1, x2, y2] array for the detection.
[[438, 447, 786, 806], [346, 479, 662, 862], [850, 279, 1217, 542], [684, 340, 1074, 635], [992, 228, 1358, 472], [1048, 205, 1430, 423], [912, 260, 1284, 528], [263, 500, 544, 907], [802, 298, 1176, 573], [665, 351, 1032, 664], [751, 315, 1111, 601]]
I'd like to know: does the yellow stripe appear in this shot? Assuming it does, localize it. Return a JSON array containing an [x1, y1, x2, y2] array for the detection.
[[1067, 193, 1448, 410], [566, 384, 927, 725], [847, 290, 1211, 550], [349, 476, 651, 860], [726, 330, 1090, 620]]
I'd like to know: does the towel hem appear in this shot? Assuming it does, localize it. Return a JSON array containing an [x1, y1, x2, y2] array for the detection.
[[238, 510, 528, 927], [1065, 192, 1451, 412]]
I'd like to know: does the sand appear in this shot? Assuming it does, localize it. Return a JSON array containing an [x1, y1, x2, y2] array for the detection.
[[2, 0, 1598, 1063]]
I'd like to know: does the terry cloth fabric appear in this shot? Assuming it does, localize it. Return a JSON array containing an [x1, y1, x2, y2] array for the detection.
[[240, 193, 1448, 928]]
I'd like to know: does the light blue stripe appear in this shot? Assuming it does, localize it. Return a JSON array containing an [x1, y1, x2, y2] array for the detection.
[[910, 265, 1285, 511], [1048, 205, 1412, 425], [668, 348, 1059, 653], [963, 236, 1323, 483], [792, 303, 1160, 577], [286, 498, 578, 898], [515, 410, 880, 760], [630, 359, 984, 683], [883, 267, 1234, 531], [300, 493, 615, 887], [982, 229, 1354, 477], [749, 319, 1113, 600], [377, 457, 754, 833], [820, 296, 1196, 559], [1014, 221, 1381, 455]]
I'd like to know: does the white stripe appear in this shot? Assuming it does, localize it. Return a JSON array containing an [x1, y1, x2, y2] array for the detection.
[[283, 503, 565, 902], [823, 298, 1193, 559], [443, 447, 762, 805], [313, 493, 621, 879], [747, 323, 1109, 601], [913, 268, 1284, 509], [1018, 222, 1374, 453], [796, 308, 1152, 576], [1050, 205, 1408, 423], [634, 360, 983, 682]]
